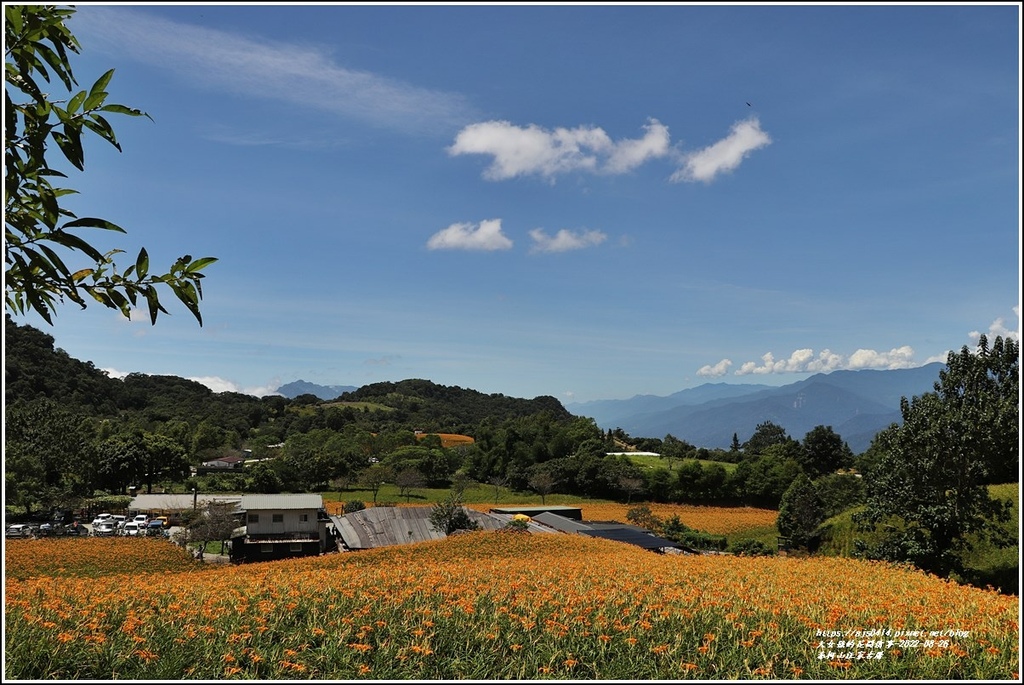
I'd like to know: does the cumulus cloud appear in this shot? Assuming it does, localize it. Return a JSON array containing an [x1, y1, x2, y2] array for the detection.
[[188, 376, 281, 397], [671, 117, 771, 183], [846, 346, 917, 370], [697, 359, 733, 378], [426, 219, 514, 251], [528, 228, 607, 254], [103, 367, 277, 396], [448, 118, 670, 181], [730, 346, 917, 376], [969, 307, 1020, 342]]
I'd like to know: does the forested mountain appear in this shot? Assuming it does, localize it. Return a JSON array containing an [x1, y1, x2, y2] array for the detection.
[[10, 314, 999, 534], [568, 364, 944, 453]]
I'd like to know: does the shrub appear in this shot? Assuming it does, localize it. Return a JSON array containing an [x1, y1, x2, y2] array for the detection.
[[343, 500, 366, 514], [728, 538, 775, 556]]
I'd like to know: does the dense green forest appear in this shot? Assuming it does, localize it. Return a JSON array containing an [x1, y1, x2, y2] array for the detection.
[[6, 314, 865, 514]]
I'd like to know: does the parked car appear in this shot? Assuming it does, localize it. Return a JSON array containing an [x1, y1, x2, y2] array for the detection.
[[145, 520, 168, 537], [121, 522, 143, 537], [91, 513, 114, 526], [37, 522, 61, 537], [154, 516, 170, 528], [93, 521, 117, 537], [132, 514, 149, 526], [6, 523, 38, 539]]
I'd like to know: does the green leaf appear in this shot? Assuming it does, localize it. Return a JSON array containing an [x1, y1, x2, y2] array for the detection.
[[84, 69, 114, 110], [67, 89, 87, 114], [135, 248, 149, 279], [185, 257, 218, 273], [61, 217, 127, 232], [99, 103, 151, 120]]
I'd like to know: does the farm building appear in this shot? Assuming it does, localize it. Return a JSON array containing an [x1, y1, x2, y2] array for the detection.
[[229, 494, 331, 563]]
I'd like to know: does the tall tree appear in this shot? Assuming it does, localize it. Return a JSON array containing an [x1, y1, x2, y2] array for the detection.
[[5, 5, 215, 325], [777, 473, 825, 550], [742, 421, 791, 455], [800, 425, 853, 479], [856, 335, 1017, 578]]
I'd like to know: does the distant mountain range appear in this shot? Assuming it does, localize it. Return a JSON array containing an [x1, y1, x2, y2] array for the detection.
[[566, 364, 944, 454], [275, 380, 358, 400]]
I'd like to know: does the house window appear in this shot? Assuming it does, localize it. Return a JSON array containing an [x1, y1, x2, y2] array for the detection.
[[299, 514, 309, 522], [289, 542, 302, 552], [247, 514, 259, 523], [272, 514, 284, 523], [261, 544, 273, 553]]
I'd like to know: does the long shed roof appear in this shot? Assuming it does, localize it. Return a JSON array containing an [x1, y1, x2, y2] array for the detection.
[[130, 494, 241, 512], [240, 494, 323, 511], [332, 506, 526, 550]]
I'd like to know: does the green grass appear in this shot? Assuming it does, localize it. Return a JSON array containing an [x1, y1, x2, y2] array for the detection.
[[322, 484, 613, 508], [320, 400, 395, 412], [624, 454, 737, 473]]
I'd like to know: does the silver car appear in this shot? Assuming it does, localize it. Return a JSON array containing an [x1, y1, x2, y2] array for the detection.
[[92, 521, 117, 537], [5, 523, 37, 538]]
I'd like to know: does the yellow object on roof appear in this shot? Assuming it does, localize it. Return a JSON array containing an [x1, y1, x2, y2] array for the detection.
[[512, 514, 532, 522]]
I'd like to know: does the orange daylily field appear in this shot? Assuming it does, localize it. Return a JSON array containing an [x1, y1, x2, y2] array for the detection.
[[4, 528, 1018, 680]]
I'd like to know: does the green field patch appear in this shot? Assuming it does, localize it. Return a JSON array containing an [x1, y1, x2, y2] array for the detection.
[[624, 453, 737, 473]]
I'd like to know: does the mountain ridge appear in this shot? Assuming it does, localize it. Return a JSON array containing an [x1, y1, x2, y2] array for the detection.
[[566, 363, 943, 453]]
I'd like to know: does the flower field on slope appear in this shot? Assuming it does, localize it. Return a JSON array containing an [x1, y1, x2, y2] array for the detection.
[[5, 533, 1018, 680]]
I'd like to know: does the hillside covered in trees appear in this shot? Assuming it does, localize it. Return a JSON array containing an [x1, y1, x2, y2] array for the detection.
[[7, 315, 863, 513], [6, 315, 1019, 593]]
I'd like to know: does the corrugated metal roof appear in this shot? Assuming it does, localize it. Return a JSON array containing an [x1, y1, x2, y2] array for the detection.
[[531, 511, 594, 533], [489, 506, 583, 520], [581, 528, 683, 550], [240, 494, 323, 511], [332, 506, 525, 550]]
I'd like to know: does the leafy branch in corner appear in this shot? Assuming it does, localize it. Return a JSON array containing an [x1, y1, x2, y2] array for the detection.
[[4, 5, 216, 325]]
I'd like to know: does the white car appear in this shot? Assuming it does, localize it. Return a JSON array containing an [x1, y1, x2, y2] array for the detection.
[[121, 522, 143, 537], [132, 514, 149, 526], [91, 513, 114, 526], [93, 521, 117, 537]]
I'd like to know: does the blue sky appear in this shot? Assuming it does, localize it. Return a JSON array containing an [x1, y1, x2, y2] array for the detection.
[[8, 3, 1020, 404]]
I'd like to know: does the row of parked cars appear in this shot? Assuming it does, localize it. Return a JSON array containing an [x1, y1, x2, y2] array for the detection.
[[90, 513, 170, 538], [6, 521, 89, 538]]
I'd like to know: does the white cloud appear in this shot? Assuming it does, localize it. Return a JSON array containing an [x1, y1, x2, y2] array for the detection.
[[697, 359, 733, 378], [969, 307, 1020, 342], [426, 219, 513, 251], [671, 117, 772, 183], [528, 228, 607, 254], [188, 376, 280, 397], [103, 367, 277, 396], [730, 346, 916, 376], [604, 120, 673, 173], [847, 346, 917, 370], [448, 118, 670, 181], [72, 7, 473, 135]]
